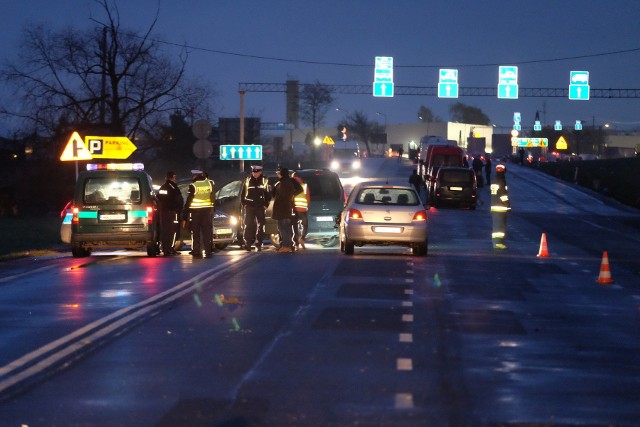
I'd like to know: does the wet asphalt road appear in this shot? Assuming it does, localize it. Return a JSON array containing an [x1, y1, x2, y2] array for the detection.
[[1, 158, 639, 426]]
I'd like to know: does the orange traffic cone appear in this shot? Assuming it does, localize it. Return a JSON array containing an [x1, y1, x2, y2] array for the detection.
[[596, 251, 614, 284], [537, 233, 550, 257]]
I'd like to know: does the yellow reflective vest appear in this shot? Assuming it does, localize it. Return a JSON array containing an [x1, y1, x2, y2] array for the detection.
[[294, 182, 309, 211], [190, 179, 214, 209]]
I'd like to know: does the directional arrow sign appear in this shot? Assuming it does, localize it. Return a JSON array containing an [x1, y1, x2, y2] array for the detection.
[[438, 83, 458, 98], [373, 81, 394, 97], [569, 71, 590, 100], [219, 144, 262, 161], [85, 136, 137, 159]]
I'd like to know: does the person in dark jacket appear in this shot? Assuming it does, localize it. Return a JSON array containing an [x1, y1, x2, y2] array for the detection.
[[271, 166, 302, 253], [409, 169, 422, 198], [484, 156, 492, 187], [472, 155, 484, 187], [157, 171, 183, 256], [241, 164, 271, 251], [490, 164, 510, 249]]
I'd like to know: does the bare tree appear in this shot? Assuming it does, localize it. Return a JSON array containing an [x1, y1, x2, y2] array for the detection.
[[449, 102, 490, 125], [300, 81, 334, 144], [0, 0, 213, 142], [343, 110, 383, 156], [417, 105, 442, 123]]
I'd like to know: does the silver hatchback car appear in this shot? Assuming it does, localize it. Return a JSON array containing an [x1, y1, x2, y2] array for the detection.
[[339, 181, 428, 256]]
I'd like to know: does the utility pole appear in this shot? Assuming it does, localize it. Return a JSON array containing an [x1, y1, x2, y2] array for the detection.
[[100, 27, 107, 127]]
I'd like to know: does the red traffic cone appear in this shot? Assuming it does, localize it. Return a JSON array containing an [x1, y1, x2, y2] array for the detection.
[[537, 233, 550, 257], [596, 251, 614, 284]]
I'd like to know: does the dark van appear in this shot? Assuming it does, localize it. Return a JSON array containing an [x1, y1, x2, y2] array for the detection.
[[70, 163, 158, 257], [432, 167, 477, 209], [425, 145, 464, 200]]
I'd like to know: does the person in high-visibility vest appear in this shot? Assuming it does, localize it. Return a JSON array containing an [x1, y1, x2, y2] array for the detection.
[[183, 169, 215, 258], [292, 171, 310, 249], [490, 164, 510, 249], [241, 164, 271, 252]]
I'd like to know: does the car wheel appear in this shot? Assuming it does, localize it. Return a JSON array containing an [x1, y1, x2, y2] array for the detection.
[[147, 242, 159, 257], [71, 244, 89, 258], [412, 239, 428, 257], [344, 239, 354, 255]]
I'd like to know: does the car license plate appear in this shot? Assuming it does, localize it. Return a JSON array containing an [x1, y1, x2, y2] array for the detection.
[[99, 212, 126, 221], [215, 228, 233, 235], [316, 216, 334, 222], [450, 186, 463, 191], [373, 226, 402, 233]]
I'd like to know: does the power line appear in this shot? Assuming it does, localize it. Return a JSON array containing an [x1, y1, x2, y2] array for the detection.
[[144, 33, 640, 69]]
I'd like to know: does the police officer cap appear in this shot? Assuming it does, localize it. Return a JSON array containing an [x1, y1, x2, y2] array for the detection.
[[495, 164, 506, 172], [191, 169, 203, 175], [251, 164, 263, 171]]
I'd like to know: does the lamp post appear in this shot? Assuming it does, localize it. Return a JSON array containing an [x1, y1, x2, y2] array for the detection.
[[375, 111, 387, 128]]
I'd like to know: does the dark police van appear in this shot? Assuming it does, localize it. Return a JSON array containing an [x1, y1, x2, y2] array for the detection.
[[69, 163, 159, 257]]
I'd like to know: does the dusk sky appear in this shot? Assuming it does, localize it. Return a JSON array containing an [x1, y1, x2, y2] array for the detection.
[[2, 0, 640, 136]]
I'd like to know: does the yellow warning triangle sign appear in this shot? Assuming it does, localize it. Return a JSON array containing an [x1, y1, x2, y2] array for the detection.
[[60, 131, 93, 161], [556, 136, 568, 150], [322, 136, 335, 145]]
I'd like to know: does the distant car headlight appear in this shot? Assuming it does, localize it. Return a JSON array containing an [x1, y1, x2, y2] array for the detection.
[[352, 160, 361, 169], [330, 160, 340, 170]]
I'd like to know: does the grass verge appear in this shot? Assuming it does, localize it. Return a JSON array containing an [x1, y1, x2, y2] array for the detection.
[[0, 216, 65, 260]]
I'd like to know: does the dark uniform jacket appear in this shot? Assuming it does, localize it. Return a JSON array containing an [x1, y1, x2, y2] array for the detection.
[[157, 180, 183, 212], [241, 175, 271, 208]]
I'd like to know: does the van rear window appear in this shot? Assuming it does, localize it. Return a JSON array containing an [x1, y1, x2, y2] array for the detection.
[[303, 175, 343, 201], [432, 154, 462, 167], [84, 178, 142, 204], [440, 170, 473, 183]]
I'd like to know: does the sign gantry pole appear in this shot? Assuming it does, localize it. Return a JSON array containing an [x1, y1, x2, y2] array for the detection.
[[239, 90, 246, 172]]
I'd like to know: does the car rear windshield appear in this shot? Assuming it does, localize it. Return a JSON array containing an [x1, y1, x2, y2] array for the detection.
[[356, 188, 419, 206], [84, 177, 142, 204], [301, 174, 343, 201], [440, 170, 473, 183]]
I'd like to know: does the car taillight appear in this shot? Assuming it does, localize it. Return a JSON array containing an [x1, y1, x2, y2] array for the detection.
[[146, 206, 154, 223], [412, 210, 427, 221], [72, 207, 79, 224], [348, 208, 363, 220]]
